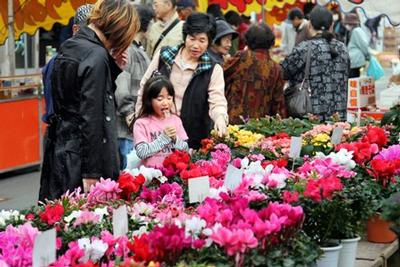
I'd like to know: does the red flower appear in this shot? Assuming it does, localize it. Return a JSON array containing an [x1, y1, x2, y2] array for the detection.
[[262, 159, 288, 168], [336, 141, 378, 165], [118, 171, 146, 200], [362, 126, 388, 148], [162, 150, 191, 177], [272, 132, 290, 140], [39, 204, 64, 225], [181, 165, 203, 180], [304, 179, 321, 202], [304, 177, 343, 202], [25, 213, 35, 220], [282, 191, 299, 204], [127, 234, 152, 263], [370, 159, 400, 186], [200, 138, 215, 154]]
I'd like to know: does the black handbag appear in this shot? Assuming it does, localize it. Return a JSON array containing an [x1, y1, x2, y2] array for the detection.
[[284, 42, 313, 118]]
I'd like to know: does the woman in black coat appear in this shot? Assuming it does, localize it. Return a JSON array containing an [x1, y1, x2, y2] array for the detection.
[[39, 0, 139, 201]]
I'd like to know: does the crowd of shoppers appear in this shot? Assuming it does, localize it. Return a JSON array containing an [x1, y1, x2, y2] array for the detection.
[[40, 0, 376, 200]]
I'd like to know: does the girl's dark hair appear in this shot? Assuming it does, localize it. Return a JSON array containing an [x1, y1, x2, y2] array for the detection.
[[183, 12, 216, 47], [245, 23, 275, 50], [138, 75, 175, 118], [310, 6, 338, 58]]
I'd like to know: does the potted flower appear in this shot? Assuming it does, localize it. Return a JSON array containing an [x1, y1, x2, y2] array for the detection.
[[285, 174, 343, 267], [287, 151, 368, 267], [365, 144, 400, 243]]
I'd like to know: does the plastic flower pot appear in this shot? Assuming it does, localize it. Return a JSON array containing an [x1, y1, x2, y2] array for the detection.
[[335, 236, 361, 267], [367, 214, 397, 243], [316, 244, 342, 267]]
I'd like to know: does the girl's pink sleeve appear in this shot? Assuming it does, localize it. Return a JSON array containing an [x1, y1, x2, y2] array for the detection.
[[133, 118, 150, 145]]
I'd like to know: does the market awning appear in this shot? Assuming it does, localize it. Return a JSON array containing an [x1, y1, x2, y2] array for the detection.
[[0, 0, 96, 45], [198, 0, 307, 25], [317, 0, 400, 26]]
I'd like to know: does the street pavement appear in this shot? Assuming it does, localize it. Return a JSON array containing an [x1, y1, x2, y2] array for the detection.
[[0, 167, 40, 210]]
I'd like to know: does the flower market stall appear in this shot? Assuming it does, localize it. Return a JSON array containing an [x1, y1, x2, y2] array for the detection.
[[1, 109, 400, 266]]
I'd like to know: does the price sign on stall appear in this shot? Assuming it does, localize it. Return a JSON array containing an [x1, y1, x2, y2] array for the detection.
[[188, 176, 210, 203], [33, 228, 56, 267]]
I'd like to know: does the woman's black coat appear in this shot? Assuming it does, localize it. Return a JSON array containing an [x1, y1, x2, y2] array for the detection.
[[39, 26, 122, 201]]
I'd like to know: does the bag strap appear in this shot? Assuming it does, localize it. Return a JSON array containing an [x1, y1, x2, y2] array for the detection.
[[152, 19, 180, 57]]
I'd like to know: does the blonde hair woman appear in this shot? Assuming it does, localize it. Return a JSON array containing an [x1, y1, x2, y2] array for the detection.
[[39, 0, 140, 201]]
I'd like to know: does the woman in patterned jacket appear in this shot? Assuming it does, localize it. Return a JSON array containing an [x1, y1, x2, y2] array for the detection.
[[224, 23, 287, 124], [281, 6, 350, 121]]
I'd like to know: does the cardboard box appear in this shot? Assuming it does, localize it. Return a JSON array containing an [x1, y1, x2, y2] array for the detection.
[[384, 27, 400, 53]]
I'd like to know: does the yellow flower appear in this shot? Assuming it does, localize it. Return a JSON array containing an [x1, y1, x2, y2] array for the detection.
[[311, 133, 332, 148]]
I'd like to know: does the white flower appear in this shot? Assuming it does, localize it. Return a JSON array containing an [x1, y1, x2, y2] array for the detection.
[[132, 202, 154, 216], [202, 228, 212, 236], [316, 149, 356, 170], [125, 166, 167, 185], [0, 210, 11, 220], [267, 173, 287, 189], [93, 207, 109, 222], [185, 216, 207, 237], [64, 210, 82, 224], [0, 210, 22, 225], [132, 225, 148, 236], [78, 238, 108, 263], [211, 223, 222, 233], [240, 157, 250, 169], [209, 186, 228, 199]]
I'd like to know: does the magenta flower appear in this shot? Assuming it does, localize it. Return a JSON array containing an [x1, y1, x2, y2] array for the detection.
[[0, 223, 39, 267], [140, 182, 183, 205], [231, 158, 242, 169], [211, 144, 231, 169], [87, 178, 122, 204], [211, 227, 258, 255], [100, 231, 130, 258], [298, 158, 355, 179], [50, 241, 85, 266]]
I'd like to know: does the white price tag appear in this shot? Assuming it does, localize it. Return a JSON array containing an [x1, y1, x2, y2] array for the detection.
[[113, 205, 128, 237], [33, 228, 56, 267], [224, 164, 243, 190], [188, 176, 210, 203], [331, 127, 344, 145], [289, 136, 302, 159]]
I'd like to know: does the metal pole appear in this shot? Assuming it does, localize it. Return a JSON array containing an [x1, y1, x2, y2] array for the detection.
[[7, 0, 15, 76], [23, 34, 28, 74]]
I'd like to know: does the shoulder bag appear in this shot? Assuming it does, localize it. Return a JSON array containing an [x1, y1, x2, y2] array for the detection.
[[284, 42, 313, 118]]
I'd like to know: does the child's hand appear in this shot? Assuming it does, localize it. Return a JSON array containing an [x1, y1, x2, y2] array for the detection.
[[164, 126, 177, 141]]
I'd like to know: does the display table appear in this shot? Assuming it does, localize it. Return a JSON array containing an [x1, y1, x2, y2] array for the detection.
[[356, 240, 399, 267]]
